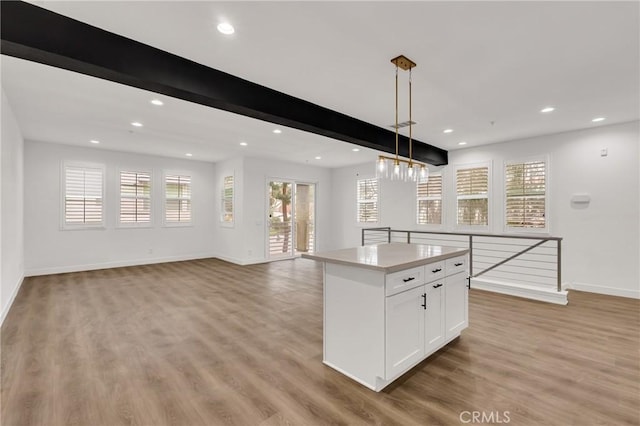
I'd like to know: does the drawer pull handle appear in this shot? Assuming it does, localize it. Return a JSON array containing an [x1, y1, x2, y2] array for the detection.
[[431, 268, 442, 273], [454, 262, 463, 267], [433, 283, 443, 289], [421, 293, 427, 309], [402, 277, 415, 283]]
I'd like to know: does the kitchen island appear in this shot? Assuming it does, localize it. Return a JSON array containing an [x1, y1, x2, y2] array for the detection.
[[302, 243, 470, 391]]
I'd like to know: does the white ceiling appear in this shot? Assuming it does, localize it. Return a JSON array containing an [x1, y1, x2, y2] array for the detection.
[[1, 55, 378, 166], [2, 1, 639, 167]]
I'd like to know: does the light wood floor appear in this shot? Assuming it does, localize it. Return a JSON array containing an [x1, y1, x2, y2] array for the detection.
[[2, 258, 639, 426]]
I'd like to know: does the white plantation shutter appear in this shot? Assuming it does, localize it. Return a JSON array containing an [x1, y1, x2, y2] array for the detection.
[[221, 176, 234, 223], [165, 174, 192, 224], [505, 160, 546, 229], [357, 178, 378, 223], [64, 164, 104, 227], [417, 174, 442, 225], [120, 171, 151, 224], [456, 166, 489, 226]]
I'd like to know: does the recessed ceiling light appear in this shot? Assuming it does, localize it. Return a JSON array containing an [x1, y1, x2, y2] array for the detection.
[[273, 129, 282, 134], [352, 148, 360, 152], [151, 99, 164, 106], [443, 129, 453, 134], [217, 22, 235, 35], [458, 141, 467, 146], [185, 153, 193, 157], [239, 142, 248, 146], [131, 121, 143, 127], [540, 107, 555, 113], [89, 140, 100, 144], [592, 117, 606, 122], [315, 156, 322, 160]]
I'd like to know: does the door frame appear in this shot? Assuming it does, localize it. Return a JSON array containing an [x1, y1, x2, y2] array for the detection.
[[265, 177, 317, 261]]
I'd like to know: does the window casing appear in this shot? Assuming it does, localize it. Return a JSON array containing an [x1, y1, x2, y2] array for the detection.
[[119, 170, 151, 226], [456, 164, 490, 227], [505, 159, 547, 231], [164, 174, 192, 225], [221, 175, 234, 224], [62, 162, 105, 229], [356, 178, 378, 224], [417, 173, 442, 225]]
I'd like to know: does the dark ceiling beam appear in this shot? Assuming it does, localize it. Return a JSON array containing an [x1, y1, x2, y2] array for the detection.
[[1, 1, 448, 165]]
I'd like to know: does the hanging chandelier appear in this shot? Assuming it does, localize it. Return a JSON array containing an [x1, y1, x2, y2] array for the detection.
[[376, 55, 429, 183]]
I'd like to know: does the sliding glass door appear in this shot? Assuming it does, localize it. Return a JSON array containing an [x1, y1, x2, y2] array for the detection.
[[268, 181, 315, 259], [294, 183, 315, 255]]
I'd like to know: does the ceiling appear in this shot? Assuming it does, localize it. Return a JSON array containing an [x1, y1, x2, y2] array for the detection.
[[2, 1, 639, 167]]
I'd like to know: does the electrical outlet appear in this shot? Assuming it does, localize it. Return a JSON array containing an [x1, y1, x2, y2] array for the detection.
[[148, 248, 153, 254]]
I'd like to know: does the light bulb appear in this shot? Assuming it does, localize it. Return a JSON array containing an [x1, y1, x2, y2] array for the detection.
[[217, 22, 235, 35], [378, 158, 386, 172], [420, 165, 429, 181], [394, 163, 400, 176]]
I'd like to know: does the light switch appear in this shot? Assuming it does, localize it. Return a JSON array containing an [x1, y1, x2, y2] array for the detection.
[[600, 148, 608, 157]]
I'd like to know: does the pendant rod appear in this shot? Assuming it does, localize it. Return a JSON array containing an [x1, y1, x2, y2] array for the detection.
[[383, 55, 426, 182], [394, 65, 399, 165], [409, 67, 413, 167]]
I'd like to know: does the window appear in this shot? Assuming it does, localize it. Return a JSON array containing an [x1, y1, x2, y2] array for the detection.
[[120, 171, 151, 225], [417, 173, 442, 225], [505, 160, 546, 230], [221, 175, 234, 224], [356, 178, 378, 223], [63, 163, 104, 228], [165, 174, 191, 224], [456, 165, 489, 226]]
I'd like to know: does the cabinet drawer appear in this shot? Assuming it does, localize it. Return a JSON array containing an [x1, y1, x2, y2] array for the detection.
[[424, 261, 445, 283], [385, 266, 424, 296], [446, 255, 467, 275]]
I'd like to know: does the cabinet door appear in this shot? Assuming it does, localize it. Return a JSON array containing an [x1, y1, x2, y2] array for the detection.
[[424, 281, 445, 355], [385, 285, 425, 379], [445, 273, 469, 340]]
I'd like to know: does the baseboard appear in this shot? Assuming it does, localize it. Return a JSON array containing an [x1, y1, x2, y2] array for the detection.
[[214, 252, 303, 266], [566, 282, 640, 299], [210, 254, 244, 265], [214, 254, 270, 266], [24, 252, 218, 277], [214, 254, 282, 266], [1, 273, 24, 326], [471, 277, 568, 305]]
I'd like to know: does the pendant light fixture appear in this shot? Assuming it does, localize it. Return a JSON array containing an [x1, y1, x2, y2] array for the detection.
[[376, 55, 429, 183]]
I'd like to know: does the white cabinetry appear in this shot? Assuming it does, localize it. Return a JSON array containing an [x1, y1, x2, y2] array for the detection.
[[444, 254, 469, 339], [384, 255, 468, 384], [445, 272, 468, 340], [385, 285, 426, 379], [309, 244, 469, 392], [424, 280, 445, 354]]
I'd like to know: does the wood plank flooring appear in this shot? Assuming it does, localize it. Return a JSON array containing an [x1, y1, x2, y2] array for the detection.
[[2, 258, 639, 425]]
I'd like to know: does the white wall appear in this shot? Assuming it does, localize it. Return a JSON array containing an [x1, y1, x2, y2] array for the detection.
[[24, 141, 217, 275], [214, 156, 245, 263], [451, 121, 639, 297], [215, 156, 333, 264], [1, 90, 25, 324], [13, 119, 640, 299], [331, 121, 640, 298], [330, 162, 423, 249]]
